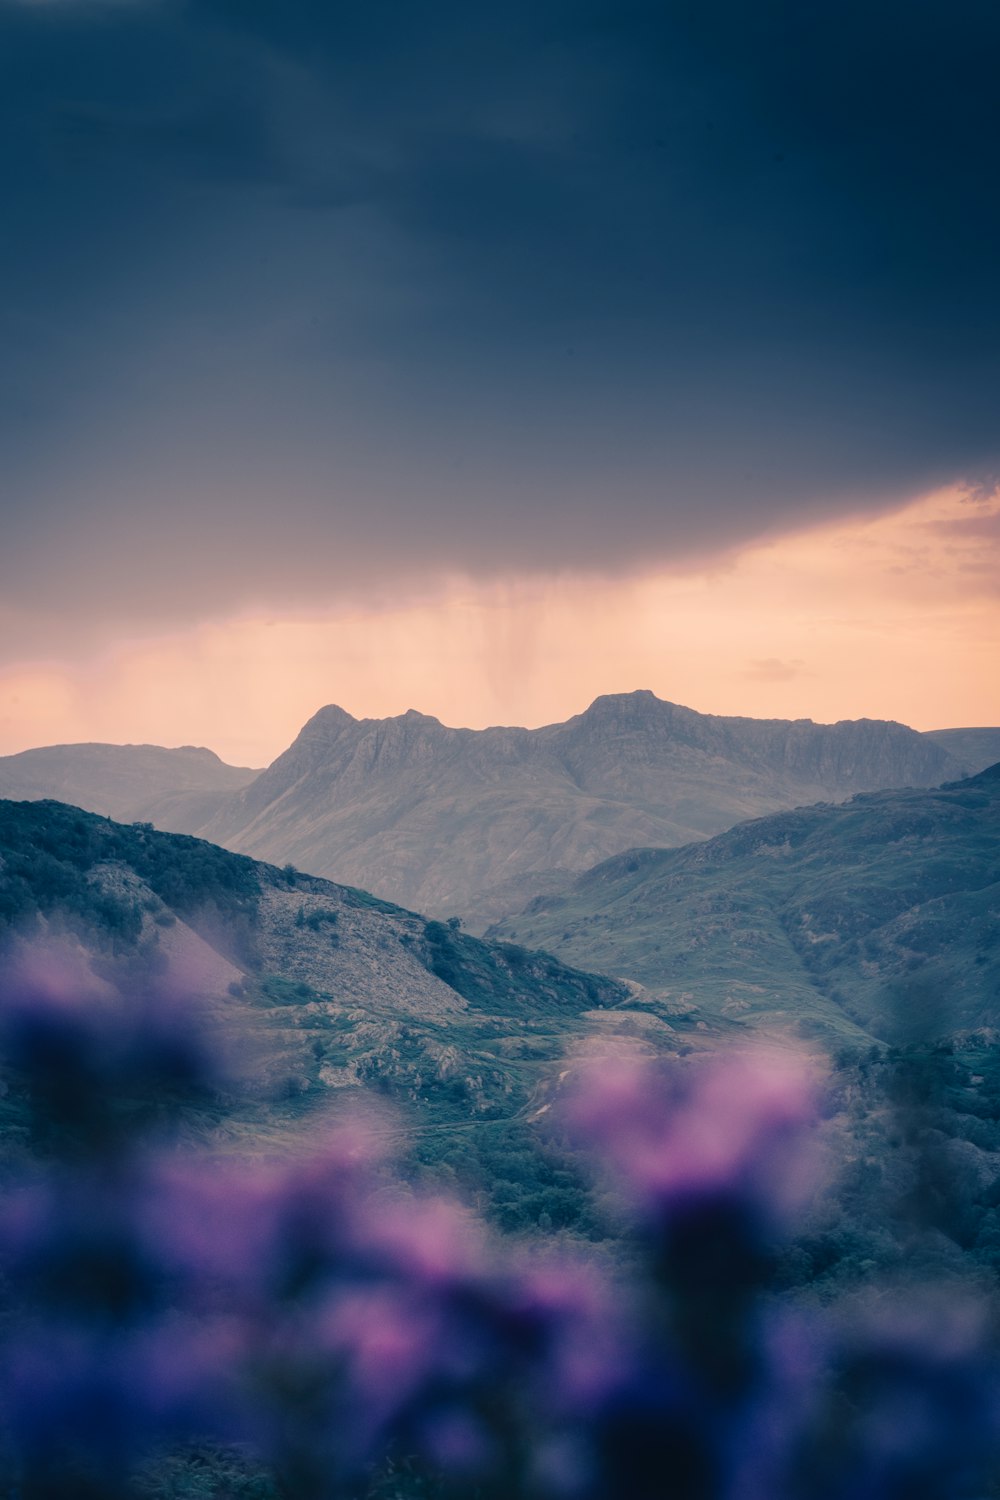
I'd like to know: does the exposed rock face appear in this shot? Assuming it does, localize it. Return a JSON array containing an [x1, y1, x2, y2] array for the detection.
[[0, 743, 260, 831], [197, 692, 962, 924]]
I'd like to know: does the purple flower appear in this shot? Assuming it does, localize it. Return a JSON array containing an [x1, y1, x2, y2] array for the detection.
[[0, 964, 997, 1500], [565, 1048, 820, 1232], [0, 948, 224, 1159], [794, 1295, 1000, 1500]]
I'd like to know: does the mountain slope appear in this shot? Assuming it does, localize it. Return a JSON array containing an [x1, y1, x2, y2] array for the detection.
[[924, 727, 1000, 775], [0, 742, 259, 831], [0, 799, 632, 1148], [198, 692, 961, 926], [488, 765, 1000, 1043]]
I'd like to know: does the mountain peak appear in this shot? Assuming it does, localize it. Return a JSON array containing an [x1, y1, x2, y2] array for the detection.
[[399, 708, 442, 726], [590, 689, 659, 704], [311, 703, 356, 724], [583, 689, 673, 715], [173, 695, 965, 925], [298, 704, 358, 738], [175, 745, 228, 763]]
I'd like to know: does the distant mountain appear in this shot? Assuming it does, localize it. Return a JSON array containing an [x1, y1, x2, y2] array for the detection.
[[923, 727, 1000, 775], [488, 765, 1000, 1045], [0, 742, 259, 831], [197, 692, 963, 927]]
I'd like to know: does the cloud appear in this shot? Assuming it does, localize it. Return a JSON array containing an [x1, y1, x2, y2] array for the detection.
[[0, 0, 998, 652], [744, 659, 808, 683], [957, 478, 1000, 506], [928, 512, 1000, 543], [1, 487, 997, 762]]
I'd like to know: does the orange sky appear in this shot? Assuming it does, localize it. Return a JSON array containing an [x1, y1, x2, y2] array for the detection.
[[1, 485, 997, 766]]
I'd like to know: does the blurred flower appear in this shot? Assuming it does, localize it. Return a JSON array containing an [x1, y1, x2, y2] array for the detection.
[[0, 949, 222, 1157], [564, 1048, 819, 1231], [0, 960, 995, 1500]]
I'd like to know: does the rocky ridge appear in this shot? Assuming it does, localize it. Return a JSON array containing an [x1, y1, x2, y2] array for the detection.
[[198, 691, 963, 924]]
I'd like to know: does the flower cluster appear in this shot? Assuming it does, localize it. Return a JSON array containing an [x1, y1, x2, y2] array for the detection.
[[0, 957, 996, 1499]]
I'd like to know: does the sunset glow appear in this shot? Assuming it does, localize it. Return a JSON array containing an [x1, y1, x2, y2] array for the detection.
[[2, 486, 995, 765]]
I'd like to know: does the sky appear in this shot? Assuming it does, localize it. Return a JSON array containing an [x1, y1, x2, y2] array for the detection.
[[1, 0, 998, 764]]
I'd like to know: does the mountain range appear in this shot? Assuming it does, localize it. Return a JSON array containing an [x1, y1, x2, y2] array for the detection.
[[924, 727, 1000, 771], [1, 694, 996, 928], [0, 741, 259, 828]]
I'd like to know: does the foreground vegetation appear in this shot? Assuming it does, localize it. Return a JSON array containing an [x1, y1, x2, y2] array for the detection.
[[1, 964, 998, 1500], [2, 795, 999, 1495]]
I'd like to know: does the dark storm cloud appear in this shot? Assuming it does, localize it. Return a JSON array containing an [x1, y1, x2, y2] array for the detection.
[[1, 0, 999, 647]]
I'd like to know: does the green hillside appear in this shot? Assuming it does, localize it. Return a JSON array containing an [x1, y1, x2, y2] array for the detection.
[[0, 798, 638, 1236], [490, 766, 1000, 1047], [4, 793, 1000, 1305]]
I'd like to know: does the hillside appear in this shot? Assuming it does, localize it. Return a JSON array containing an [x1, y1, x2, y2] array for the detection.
[[5, 796, 1000, 1297], [488, 765, 1000, 1045], [197, 692, 962, 926], [0, 798, 644, 1208], [0, 742, 259, 831], [924, 727, 1000, 775]]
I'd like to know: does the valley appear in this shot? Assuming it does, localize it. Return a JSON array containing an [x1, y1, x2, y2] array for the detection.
[[3, 751, 999, 1265]]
